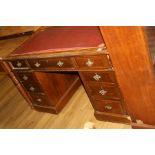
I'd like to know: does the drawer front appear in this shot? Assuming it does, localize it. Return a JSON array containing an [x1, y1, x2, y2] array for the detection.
[[8, 60, 29, 69], [94, 111, 130, 124], [80, 71, 116, 83], [30, 93, 53, 107], [22, 82, 43, 93], [92, 100, 125, 114], [75, 55, 112, 69], [28, 57, 75, 69], [87, 83, 122, 100], [13, 71, 43, 92], [14, 72, 36, 84]]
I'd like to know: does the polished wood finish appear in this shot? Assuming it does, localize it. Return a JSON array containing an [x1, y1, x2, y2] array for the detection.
[[3, 26, 155, 128], [2, 26, 129, 124], [29, 93, 53, 107], [75, 55, 112, 69], [0, 74, 131, 128], [144, 27, 155, 66], [28, 57, 75, 70], [13, 70, 81, 113], [94, 111, 130, 124], [80, 71, 117, 83], [100, 26, 155, 126], [2, 61, 32, 106], [14, 71, 37, 84], [132, 123, 155, 129], [9, 59, 29, 69], [34, 72, 81, 113], [87, 82, 122, 100], [92, 100, 125, 114], [0, 60, 4, 72], [14, 71, 44, 93]]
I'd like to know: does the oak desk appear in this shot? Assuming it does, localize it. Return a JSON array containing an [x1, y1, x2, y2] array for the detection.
[[2, 26, 130, 124]]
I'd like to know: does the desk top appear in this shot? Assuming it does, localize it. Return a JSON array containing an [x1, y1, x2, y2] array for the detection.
[[10, 26, 104, 57]]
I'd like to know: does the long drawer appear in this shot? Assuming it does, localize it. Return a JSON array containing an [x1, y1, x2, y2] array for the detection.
[[29, 93, 54, 107], [75, 54, 112, 70], [8, 59, 29, 70], [80, 70, 116, 83], [94, 111, 130, 124], [87, 82, 122, 100], [28, 57, 75, 70], [92, 99, 125, 115], [14, 71, 43, 93]]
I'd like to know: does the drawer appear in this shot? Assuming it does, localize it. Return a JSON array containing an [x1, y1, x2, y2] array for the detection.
[[28, 57, 75, 70], [87, 83, 122, 100], [92, 100, 125, 114], [13, 72, 43, 93], [8, 60, 29, 69], [30, 93, 53, 107], [75, 55, 112, 69], [94, 111, 130, 124], [14, 72, 36, 84], [22, 82, 43, 93], [80, 71, 116, 83]]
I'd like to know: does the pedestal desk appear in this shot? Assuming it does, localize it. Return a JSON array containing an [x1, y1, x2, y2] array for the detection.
[[2, 26, 155, 128], [1, 26, 130, 125]]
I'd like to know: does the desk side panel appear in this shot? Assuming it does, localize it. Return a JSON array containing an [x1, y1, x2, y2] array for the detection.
[[100, 26, 155, 125]]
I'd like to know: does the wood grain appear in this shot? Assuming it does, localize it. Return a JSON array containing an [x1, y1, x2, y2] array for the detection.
[[0, 36, 30, 58], [0, 26, 40, 38], [0, 60, 4, 72], [0, 74, 131, 128], [100, 26, 155, 125]]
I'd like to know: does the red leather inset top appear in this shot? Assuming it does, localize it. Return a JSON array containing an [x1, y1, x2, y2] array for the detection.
[[10, 26, 104, 56]]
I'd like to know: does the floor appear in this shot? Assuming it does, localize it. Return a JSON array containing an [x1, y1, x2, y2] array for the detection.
[[0, 74, 131, 129]]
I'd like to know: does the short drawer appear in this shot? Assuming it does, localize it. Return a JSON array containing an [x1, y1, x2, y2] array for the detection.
[[87, 82, 122, 100], [28, 57, 75, 70], [30, 93, 53, 107], [22, 82, 43, 93], [14, 72, 36, 84], [8, 60, 29, 69], [13, 72, 43, 93], [75, 55, 112, 69], [92, 100, 125, 114], [80, 71, 116, 83]]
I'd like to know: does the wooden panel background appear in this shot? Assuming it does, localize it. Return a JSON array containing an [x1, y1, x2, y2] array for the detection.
[[100, 26, 155, 125]]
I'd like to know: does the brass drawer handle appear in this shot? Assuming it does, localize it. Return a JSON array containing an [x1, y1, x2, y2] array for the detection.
[[93, 73, 101, 81], [104, 105, 112, 110], [86, 59, 94, 67], [34, 62, 41, 67], [57, 60, 64, 67], [23, 75, 28, 81], [29, 86, 35, 92], [16, 61, 22, 67], [36, 98, 42, 102], [99, 89, 107, 96]]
